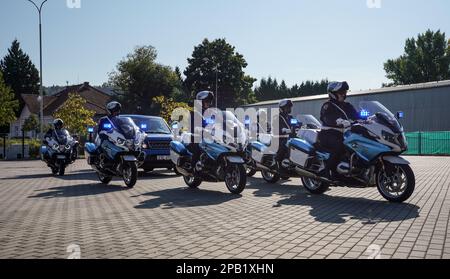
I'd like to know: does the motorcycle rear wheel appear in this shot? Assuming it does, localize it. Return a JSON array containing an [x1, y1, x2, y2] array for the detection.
[[246, 166, 257, 177], [301, 159, 330, 194], [262, 170, 280, 184], [98, 173, 113, 185], [183, 175, 202, 188]]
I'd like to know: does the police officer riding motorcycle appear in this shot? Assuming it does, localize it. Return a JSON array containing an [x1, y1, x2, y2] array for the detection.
[[41, 119, 79, 175], [317, 81, 361, 180]]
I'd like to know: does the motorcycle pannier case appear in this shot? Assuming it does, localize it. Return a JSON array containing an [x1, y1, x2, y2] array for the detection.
[[170, 141, 190, 165], [251, 141, 270, 163], [289, 138, 314, 167]]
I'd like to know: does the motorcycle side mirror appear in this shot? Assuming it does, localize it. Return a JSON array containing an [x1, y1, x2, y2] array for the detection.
[[396, 111, 404, 119]]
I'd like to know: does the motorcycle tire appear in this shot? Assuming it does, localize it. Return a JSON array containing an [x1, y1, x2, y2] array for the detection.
[[262, 170, 280, 184], [246, 167, 257, 177], [98, 173, 113, 185], [123, 163, 138, 188], [58, 164, 65, 176], [376, 164, 415, 203], [183, 175, 202, 188], [225, 164, 246, 194]]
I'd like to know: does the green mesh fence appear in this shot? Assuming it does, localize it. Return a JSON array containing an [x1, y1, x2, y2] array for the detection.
[[405, 131, 450, 155]]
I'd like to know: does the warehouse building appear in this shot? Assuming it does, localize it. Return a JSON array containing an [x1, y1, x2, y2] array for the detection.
[[244, 80, 450, 133]]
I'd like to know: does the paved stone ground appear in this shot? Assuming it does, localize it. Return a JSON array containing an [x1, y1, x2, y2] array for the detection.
[[0, 157, 449, 259]]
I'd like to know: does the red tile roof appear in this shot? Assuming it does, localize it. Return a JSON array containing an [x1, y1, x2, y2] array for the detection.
[[21, 82, 112, 117]]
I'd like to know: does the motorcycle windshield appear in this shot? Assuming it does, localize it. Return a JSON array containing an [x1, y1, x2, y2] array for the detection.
[[55, 129, 71, 145], [205, 111, 247, 146], [358, 101, 403, 133], [297, 115, 322, 129], [116, 117, 139, 140]]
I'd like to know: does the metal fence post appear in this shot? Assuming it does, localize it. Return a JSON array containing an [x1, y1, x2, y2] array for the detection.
[[418, 131, 422, 156]]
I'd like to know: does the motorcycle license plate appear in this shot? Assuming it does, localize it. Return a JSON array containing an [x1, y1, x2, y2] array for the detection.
[[122, 155, 137, 162], [157, 155, 171, 161], [57, 155, 66, 160]]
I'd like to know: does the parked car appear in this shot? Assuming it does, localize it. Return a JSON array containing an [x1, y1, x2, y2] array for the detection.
[[120, 115, 178, 174]]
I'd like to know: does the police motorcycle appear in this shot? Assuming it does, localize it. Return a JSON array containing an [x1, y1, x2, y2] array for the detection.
[[41, 129, 79, 176], [249, 117, 303, 183], [85, 117, 146, 188], [295, 101, 415, 203], [170, 110, 248, 194]]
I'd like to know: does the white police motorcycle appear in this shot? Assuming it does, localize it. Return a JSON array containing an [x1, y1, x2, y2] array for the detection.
[[85, 117, 146, 188], [41, 129, 79, 176], [252, 101, 415, 203]]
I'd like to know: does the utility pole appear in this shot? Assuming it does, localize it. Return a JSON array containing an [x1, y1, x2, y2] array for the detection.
[[27, 0, 49, 140]]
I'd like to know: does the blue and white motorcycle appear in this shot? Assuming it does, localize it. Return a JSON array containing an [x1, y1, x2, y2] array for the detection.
[[170, 111, 248, 194], [252, 101, 415, 203], [41, 129, 79, 176], [85, 117, 146, 188]]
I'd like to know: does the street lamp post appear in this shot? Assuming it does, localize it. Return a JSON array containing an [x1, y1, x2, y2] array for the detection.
[[27, 0, 48, 140]]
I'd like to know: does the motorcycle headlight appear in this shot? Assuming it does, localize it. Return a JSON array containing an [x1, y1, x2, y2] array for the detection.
[[65, 144, 71, 150], [382, 131, 396, 144], [53, 143, 59, 150]]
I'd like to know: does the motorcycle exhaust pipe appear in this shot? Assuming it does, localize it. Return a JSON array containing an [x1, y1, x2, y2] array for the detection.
[[255, 162, 278, 174], [294, 166, 333, 184]]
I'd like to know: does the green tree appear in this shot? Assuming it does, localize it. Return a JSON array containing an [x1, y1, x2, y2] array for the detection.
[[184, 38, 256, 108], [108, 46, 180, 115], [22, 114, 39, 136], [384, 30, 450, 86], [53, 93, 96, 136], [254, 77, 328, 101], [0, 40, 40, 116], [0, 71, 19, 127]]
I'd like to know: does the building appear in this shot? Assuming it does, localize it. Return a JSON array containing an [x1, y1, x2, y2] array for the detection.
[[10, 82, 112, 138], [243, 80, 450, 133]]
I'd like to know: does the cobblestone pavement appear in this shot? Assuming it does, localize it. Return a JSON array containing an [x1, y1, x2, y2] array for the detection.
[[0, 157, 449, 259]]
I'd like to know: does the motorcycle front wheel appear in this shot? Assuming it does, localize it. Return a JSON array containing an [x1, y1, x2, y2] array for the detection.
[[58, 163, 65, 176], [376, 164, 415, 203], [224, 164, 246, 194], [123, 162, 138, 188]]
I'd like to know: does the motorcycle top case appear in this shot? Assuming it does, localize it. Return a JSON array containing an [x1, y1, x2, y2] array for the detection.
[[288, 138, 314, 167], [170, 141, 190, 165]]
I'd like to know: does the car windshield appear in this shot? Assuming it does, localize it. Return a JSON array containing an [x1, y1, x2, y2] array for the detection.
[[116, 117, 139, 139], [130, 117, 171, 134], [359, 101, 403, 133], [296, 115, 322, 129]]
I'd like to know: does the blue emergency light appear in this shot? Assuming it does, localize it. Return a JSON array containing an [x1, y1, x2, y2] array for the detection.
[[360, 110, 370, 118], [141, 124, 148, 130], [103, 123, 112, 130], [87, 127, 94, 133]]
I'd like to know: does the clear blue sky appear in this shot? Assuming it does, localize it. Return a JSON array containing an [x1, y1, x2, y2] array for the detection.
[[1, 0, 449, 91]]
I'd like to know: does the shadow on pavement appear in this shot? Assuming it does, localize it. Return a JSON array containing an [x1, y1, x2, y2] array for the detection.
[[135, 188, 241, 209], [28, 183, 129, 199], [247, 177, 420, 224]]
